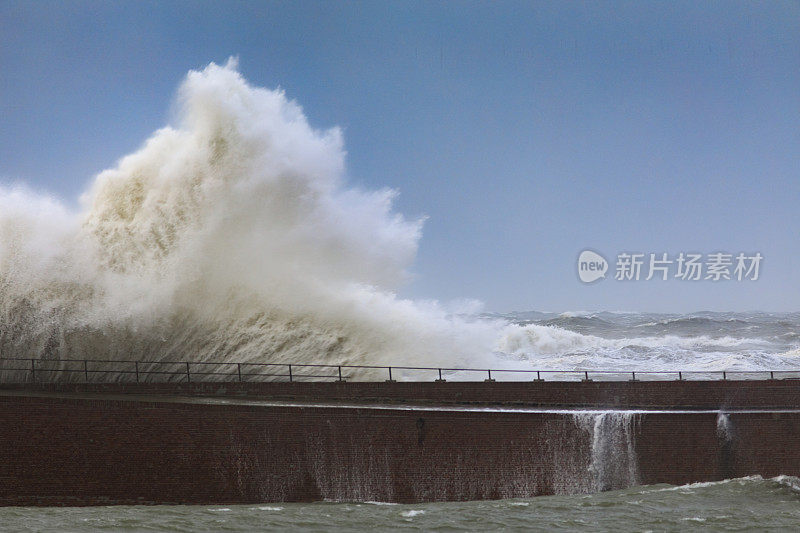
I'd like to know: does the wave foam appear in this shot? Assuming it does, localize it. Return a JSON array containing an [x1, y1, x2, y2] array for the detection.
[[0, 59, 501, 376], [495, 323, 798, 371]]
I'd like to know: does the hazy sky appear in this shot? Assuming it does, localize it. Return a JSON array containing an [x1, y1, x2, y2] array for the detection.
[[1, 1, 798, 313]]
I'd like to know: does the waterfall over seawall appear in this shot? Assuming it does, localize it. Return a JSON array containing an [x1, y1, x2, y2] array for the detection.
[[717, 412, 733, 441], [285, 409, 644, 501], [571, 412, 640, 493]]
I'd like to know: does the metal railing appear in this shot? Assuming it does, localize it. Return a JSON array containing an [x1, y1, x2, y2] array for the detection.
[[0, 357, 799, 383]]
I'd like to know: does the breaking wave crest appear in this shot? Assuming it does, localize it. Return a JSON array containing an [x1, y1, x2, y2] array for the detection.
[[650, 475, 800, 495], [0, 59, 502, 376]]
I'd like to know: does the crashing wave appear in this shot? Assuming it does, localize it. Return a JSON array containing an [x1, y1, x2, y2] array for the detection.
[[0, 59, 502, 378]]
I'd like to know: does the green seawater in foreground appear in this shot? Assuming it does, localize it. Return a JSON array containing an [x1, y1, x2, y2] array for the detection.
[[1, 476, 798, 532]]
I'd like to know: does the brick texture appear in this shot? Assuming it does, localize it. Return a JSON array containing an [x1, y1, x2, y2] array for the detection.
[[0, 382, 797, 505]]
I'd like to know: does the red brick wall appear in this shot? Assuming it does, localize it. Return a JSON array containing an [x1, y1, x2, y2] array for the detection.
[[0, 388, 798, 505]]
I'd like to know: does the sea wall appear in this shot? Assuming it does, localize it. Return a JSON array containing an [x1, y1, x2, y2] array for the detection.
[[1, 382, 799, 505], [5, 378, 800, 408]]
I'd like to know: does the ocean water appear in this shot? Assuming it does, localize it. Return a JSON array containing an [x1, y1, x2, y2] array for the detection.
[[3, 476, 799, 532], [488, 310, 800, 378]]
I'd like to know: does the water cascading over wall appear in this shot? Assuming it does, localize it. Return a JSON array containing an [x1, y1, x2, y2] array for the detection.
[[571, 412, 640, 493], [234, 409, 643, 502]]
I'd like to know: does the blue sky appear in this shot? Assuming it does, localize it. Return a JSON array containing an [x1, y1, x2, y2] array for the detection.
[[1, 1, 798, 312]]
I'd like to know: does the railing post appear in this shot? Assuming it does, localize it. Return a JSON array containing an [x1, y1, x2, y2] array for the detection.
[[386, 366, 396, 383], [678, 371, 682, 381], [435, 368, 445, 383], [30, 358, 35, 382], [288, 364, 293, 382], [534, 370, 543, 382], [84, 359, 89, 382], [582, 370, 592, 382], [722, 371, 726, 381], [337, 366, 343, 382], [630, 371, 637, 382], [186, 362, 191, 383], [237, 363, 242, 382], [485, 369, 495, 383], [135, 361, 139, 383], [770, 371, 774, 380]]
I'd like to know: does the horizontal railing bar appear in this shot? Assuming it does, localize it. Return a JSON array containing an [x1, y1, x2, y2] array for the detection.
[[5, 368, 348, 378], [0, 356, 798, 383], [4, 367, 796, 377], [4, 357, 797, 374]]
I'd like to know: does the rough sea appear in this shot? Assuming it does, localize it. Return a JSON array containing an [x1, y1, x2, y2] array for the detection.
[[4, 476, 800, 532], [490, 310, 800, 379]]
